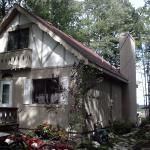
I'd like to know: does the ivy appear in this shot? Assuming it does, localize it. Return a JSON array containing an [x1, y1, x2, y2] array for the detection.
[[68, 61, 103, 131]]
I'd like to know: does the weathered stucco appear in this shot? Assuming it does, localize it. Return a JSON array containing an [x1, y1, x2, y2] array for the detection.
[[0, 12, 79, 128], [85, 78, 122, 129], [30, 24, 78, 68], [0, 67, 123, 129], [0, 13, 78, 69], [0, 66, 72, 128]]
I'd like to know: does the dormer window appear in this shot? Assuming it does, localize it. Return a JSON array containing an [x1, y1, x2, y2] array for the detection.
[[7, 28, 29, 51]]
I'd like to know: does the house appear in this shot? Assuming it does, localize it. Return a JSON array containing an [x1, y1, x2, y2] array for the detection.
[[0, 4, 136, 129]]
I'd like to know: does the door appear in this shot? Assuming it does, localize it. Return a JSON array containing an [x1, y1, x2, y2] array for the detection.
[[0, 81, 12, 107]]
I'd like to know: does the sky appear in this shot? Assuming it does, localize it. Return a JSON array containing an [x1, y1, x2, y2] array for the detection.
[[129, 0, 145, 9]]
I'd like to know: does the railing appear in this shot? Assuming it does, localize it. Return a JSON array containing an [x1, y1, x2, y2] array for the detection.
[[0, 49, 32, 70], [0, 107, 18, 124]]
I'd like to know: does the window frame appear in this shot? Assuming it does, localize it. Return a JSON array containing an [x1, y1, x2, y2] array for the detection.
[[32, 78, 62, 105], [0, 80, 13, 107], [7, 28, 29, 51]]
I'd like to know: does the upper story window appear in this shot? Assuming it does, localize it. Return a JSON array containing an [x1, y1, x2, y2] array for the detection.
[[7, 28, 29, 51]]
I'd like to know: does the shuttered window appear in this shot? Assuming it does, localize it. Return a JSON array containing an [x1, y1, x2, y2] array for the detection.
[[32, 78, 62, 104], [7, 28, 29, 51]]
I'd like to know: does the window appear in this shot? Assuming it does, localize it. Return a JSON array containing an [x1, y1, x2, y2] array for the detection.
[[7, 28, 29, 51], [32, 78, 62, 104], [2, 84, 10, 104], [0, 80, 12, 107]]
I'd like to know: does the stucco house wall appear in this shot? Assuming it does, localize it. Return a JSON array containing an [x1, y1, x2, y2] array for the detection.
[[0, 67, 71, 128], [0, 12, 78, 128], [85, 77, 123, 128], [0, 13, 78, 67]]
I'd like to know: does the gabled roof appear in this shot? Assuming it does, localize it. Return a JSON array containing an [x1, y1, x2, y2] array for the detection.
[[0, 4, 128, 83]]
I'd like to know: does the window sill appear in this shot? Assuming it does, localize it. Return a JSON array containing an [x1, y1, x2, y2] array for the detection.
[[24, 103, 61, 108]]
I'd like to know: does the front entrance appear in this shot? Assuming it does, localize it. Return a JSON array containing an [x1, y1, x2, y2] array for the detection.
[[0, 81, 12, 107]]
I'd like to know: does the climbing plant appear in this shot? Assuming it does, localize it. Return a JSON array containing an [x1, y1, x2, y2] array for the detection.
[[68, 61, 103, 131]]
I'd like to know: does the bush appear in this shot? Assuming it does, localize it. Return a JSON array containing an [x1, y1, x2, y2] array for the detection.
[[76, 139, 111, 150], [112, 121, 134, 135], [76, 140, 100, 150], [140, 117, 150, 127], [29, 122, 68, 141]]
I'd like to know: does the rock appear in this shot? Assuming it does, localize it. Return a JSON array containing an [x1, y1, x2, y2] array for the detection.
[[145, 132, 150, 139], [92, 141, 100, 148]]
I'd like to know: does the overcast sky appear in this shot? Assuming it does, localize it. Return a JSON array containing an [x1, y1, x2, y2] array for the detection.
[[129, 0, 144, 9]]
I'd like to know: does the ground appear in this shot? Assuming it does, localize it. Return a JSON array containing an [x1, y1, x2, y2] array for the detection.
[[75, 123, 150, 150], [91, 125, 150, 150], [109, 126, 150, 150]]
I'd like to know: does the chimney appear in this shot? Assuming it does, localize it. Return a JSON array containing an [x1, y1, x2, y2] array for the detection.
[[119, 33, 137, 123]]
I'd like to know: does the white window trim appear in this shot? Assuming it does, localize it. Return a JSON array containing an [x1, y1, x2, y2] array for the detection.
[[0, 80, 13, 107], [24, 76, 69, 106]]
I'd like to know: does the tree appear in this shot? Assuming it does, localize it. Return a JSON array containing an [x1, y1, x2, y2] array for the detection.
[[136, 0, 150, 119], [79, 0, 144, 67], [0, 0, 23, 20], [25, 0, 82, 35]]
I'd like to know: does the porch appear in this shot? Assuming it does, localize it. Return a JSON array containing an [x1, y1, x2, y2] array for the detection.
[[0, 107, 18, 131]]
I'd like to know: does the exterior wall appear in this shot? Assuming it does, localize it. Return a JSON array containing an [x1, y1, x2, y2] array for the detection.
[[0, 13, 78, 68], [0, 67, 123, 129], [0, 12, 79, 128], [0, 66, 72, 128], [85, 78, 122, 129], [0, 12, 78, 128], [30, 24, 78, 68], [112, 83, 122, 121], [0, 14, 31, 53]]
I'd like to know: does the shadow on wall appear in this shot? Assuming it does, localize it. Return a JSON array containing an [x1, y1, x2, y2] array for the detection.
[[18, 103, 69, 129], [31, 24, 77, 68], [14, 73, 69, 129], [85, 80, 110, 129], [85, 79, 122, 129]]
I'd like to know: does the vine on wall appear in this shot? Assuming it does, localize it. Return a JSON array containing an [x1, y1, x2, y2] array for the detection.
[[68, 61, 103, 131]]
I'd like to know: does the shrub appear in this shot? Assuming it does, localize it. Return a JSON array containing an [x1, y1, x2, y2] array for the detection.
[[76, 139, 100, 150], [33, 122, 68, 141], [112, 121, 134, 135], [140, 117, 150, 127]]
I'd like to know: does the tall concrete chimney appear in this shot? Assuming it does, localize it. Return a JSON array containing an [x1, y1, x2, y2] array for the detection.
[[119, 33, 137, 123]]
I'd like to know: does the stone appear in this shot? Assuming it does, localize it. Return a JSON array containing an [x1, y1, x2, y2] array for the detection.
[[92, 141, 100, 148]]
